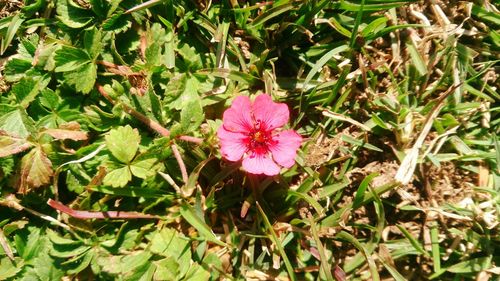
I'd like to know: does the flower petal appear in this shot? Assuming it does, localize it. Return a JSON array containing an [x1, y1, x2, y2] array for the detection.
[[222, 95, 253, 133], [242, 152, 281, 176], [252, 94, 289, 131], [269, 130, 302, 168], [217, 126, 249, 161]]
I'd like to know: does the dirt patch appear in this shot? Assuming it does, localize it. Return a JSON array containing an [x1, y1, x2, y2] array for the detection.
[[423, 161, 475, 206], [304, 134, 344, 167], [0, 0, 23, 18]]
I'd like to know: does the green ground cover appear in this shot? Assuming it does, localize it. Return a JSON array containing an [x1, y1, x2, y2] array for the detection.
[[0, 0, 499, 280]]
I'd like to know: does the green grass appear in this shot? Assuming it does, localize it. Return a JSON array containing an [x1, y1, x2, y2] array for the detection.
[[0, 0, 499, 280]]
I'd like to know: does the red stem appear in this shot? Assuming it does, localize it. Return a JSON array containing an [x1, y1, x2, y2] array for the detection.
[[171, 143, 189, 183], [47, 199, 159, 220], [95, 84, 203, 144]]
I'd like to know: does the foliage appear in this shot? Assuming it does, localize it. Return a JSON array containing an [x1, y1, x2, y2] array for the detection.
[[0, 0, 498, 280]]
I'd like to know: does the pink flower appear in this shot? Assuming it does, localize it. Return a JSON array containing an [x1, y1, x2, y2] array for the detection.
[[217, 94, 302, 176]]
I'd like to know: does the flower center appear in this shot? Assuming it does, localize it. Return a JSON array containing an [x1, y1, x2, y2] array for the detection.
[[253, 131, 266, 143], [247, 129, 272, 153]]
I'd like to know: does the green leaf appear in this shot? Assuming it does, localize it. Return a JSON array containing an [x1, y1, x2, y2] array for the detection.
[[180, 201, 228, 248], [406, 41, 427, 76], [1, 14, 24, 55], [50, 242, 91, 258], [256, 202, 297, 281], [180, 98, 204, 133], [145, 42, 161, 67], [56, 0, 93, 28], [446, 256, 492, 273], [0, 106, 36, 138], [47, 229, 82, 246], [353, 172, 378, 209], [11, 75, 51, 108], [103, 166, 132, 187], [0, 257, 22, 279], [4, 58, 33, 82], [472, 4, 500, 25], [149, 228, 192, 277], [184, 262, 210, 281], [166, 75, 201, 110], [303, 44, 349, 88], [105, 125, 140, 163], [99, 251, 152, 275], [339, 0, 412, 11], [102, 12, 131, 33], [124, 262, 156, 281], [153, 257, 180, 281], [130, 158, 156, 179], [66, 250, 95, 275], [32, 252, 65, 280], [14, 227, 45, 261], [88, 184, 164, 198], [84, 27, 103, 59], [54, 46, 91, 72], [63, 62, 97, 93], [249, 3, 296, 27]]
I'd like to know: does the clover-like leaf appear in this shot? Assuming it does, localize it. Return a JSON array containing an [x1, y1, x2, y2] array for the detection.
[[105, 125, 140, 164], [103, 166, 132, 188], [130, 158, 156, 179]]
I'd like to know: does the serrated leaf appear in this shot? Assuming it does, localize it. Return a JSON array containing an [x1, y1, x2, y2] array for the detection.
[[145, 42, 161, 67], [56, 0, 93, 28], [121, 251, 153, 274], [180, 98, 204, 133], [47, 229, 83, 246], [64, 62, 97, 94], [105, 125, 140, 163], [50, 243, 91, 258], [168, 75, 200, 110], [0, 133, 32, 157], [84, 27, 102, 59], [17, 146, 54, 193], [103, 166, 132, 187], [130, 158, 156, 179], [39, 89, 61, 110], [0, 107, 36, 138], [102, 12, 131, 33], [54, 46, 91, 72], [184, 263, 210, 281], [32, 252, 65, 280], [154, 257, 179, 281], [0, 257, 22, 279], [149, 228, 192, 277], [66, 250, 94, 275], [124, 262, 156, 281], [4, 58, 33, 82], [12, 75, 51, 108], [163, 74, 187, 107], [14, 227, 45, 261]]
